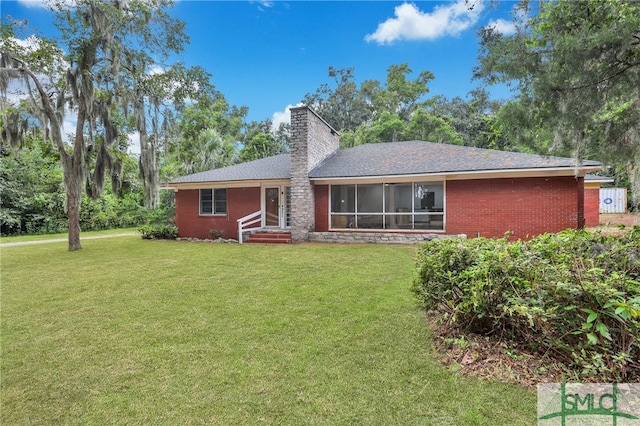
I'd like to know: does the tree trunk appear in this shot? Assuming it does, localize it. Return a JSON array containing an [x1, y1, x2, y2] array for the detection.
[[66, 109, 87, 251], [139, 132, 159, 209], [135, 96, 159, 209], [67, 188, 82, 251]]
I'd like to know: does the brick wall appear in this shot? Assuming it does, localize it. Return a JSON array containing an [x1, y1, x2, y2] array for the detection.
[[175, 187, 261, 240], [446, 176, 585, 239], [577, 177, 585, 229], [584, 187, 600, 227], [289, 107, 339, 242], [314, 185, 330, 232]]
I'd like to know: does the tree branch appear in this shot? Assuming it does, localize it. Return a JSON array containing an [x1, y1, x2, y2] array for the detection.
[[552, 62, 638, 93], [0, 55, 68, 159]]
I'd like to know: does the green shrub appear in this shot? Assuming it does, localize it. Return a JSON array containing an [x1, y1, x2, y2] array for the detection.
[[138, 225, 178, 240], [412, 229, 640, 381]]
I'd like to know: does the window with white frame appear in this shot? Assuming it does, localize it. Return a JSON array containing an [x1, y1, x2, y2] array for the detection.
[[200, 188, 227, 215], [330, 182, 444, 230]]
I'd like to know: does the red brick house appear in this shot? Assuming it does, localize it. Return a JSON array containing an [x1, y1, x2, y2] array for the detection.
[[171, 106, 602, 243]]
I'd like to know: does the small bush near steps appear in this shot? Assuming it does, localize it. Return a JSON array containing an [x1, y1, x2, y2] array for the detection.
[[412, 227, 640, 382]]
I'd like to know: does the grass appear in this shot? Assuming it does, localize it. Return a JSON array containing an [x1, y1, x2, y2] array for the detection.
[[1, 235, 536, 424]]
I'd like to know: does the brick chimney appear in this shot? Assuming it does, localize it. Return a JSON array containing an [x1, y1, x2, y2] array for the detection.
[[289, 106, 339, 242]]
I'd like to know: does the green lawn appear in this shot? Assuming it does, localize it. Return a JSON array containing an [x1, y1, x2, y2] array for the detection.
[[1, 236, 536, 424]]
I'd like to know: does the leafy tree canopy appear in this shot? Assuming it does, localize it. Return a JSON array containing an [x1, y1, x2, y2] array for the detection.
[[304, 64, 506, 149], [303, 63, 434, 133], [239, 132, 287, 162], [1, 0, 191, 249], [475, 0, 640, 207]]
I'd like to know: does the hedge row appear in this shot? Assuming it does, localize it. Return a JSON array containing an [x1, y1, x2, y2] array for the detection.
[[412, 228, 640, 381]]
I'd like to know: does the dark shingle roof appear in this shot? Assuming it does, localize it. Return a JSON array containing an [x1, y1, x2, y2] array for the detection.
[[309, 141, 600, 178], [171, 154, 290, 184], [171, 141, 601, 184]]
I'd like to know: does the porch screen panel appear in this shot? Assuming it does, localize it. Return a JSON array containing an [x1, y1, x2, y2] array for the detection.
[[414, 182, 444, 230], [355, 184, 382, 229], [414, 214, 444, 230], [415, 182, 444, 210], [330, 185, 355, 228], [357, 184, 383, 212], [385, 184, 412, 229], [331, 185, 355, 212]]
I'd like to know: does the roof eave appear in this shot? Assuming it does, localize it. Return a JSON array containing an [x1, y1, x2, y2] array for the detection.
[[585, 177, 615, 184], [310, 165, 602, 184], [171, 178, 291, 190]]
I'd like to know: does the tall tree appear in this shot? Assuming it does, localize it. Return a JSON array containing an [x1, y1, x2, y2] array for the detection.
[[475, 0, 640, 207], [430, 89, 506, 149], [304, 64, 435, 133], [133, 64, 216, 208], [363, 63, 434, 122], [166, 127, 238, 175], [1, 0, 189, 249], [303, 64, 438, 146], [302, 66, 371, 132], [405, 109, 463, 145], [175, 89, 246, 152], [163, 91, 247, 178], [239, 132, 286, 162], [273, 121, 291, 152], [235, 118, 289, 162], [0, 130, 65, 235]]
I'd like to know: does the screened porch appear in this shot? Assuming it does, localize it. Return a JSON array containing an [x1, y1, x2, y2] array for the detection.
[[329, 182, 445, 231]]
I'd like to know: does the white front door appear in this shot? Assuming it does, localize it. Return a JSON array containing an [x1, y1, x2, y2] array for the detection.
[[263, 186, 291, 228]]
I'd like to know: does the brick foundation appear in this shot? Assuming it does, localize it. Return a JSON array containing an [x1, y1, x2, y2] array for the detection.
[[308, 231, 466, 244]]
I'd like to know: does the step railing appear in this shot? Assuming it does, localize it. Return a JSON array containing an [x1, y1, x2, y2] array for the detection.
[[237, 210, 262, 244]]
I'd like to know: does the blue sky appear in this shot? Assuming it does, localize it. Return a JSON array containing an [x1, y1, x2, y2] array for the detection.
[[2, 0, 518, 128]]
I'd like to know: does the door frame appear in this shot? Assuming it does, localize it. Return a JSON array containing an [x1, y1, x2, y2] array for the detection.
[[261, 182, 291, 229]]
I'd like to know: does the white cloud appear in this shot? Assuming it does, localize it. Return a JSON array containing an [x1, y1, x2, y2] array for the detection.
[[271, 103, 301, 131], [16, 0, 48, 8], [365, 0, 484, 45], [12, 34, 39, 49], [148, 65, 165, 76], [249, 0, 273, 11], [16, 0, 73, 9], [486, 18, 516, 35]]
